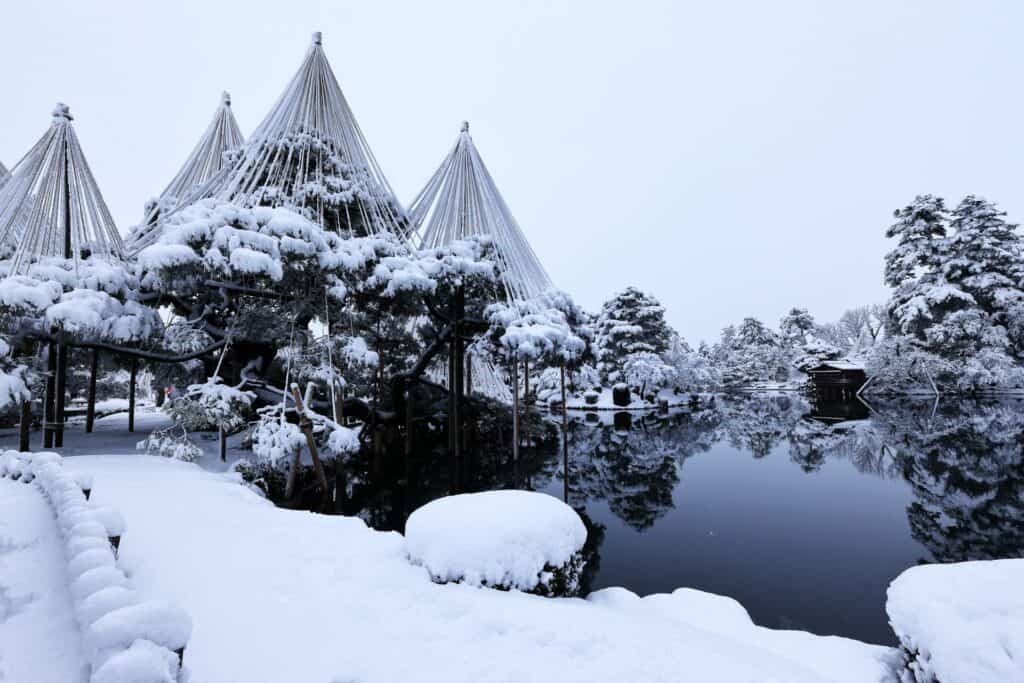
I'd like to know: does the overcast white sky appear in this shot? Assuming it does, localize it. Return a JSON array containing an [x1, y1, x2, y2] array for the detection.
[[2, 1, 1021, 342]]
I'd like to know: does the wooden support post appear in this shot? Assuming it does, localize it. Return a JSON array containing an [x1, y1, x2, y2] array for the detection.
[[511, 358, 520, 462], [54, 340, 68, 448], [404, 387, 414, 484], [128, 358, 137, 433], [453, 286, 465, 457], [19, 400, 31, 452], [219, 427, 227, 462], [523, 359, 530, 404], [85, 348, 99, 433], [465, 350, 473, 396], [43, 344, 56, 448], [521, 358, 529, 449], [291, 385, 329, 493], [561, 365, 569, 503]]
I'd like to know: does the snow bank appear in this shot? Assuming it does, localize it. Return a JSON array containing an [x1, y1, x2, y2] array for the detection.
[[405, 490, 587, 593], [0, 450, 189, 682], [887, 559, 1024, 682], [63, 450, 895, 683]]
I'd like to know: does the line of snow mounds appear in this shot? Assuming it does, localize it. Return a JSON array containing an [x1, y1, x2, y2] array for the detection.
[[0, 451, 191, 683], [886, 559, 1024, 682], [405, 491, 587, 593]]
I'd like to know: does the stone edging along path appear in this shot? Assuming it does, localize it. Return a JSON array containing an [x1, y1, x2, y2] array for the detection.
[[0, 450, 191, 683]]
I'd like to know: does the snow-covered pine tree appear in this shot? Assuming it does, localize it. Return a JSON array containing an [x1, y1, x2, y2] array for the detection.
[[944, 196, 1024, 354], [779, 308, 815, 346], [594, 287, 672, 383], [713, 317, 789, 386]]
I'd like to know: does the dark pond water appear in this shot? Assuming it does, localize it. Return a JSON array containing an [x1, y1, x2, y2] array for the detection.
[[341, 394, 1024, 646]]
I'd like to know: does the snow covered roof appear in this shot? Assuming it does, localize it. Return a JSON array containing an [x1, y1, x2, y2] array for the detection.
[[0, 160, 9, 190], [806, 360, 865, 372], [0, 104, 123, 273], [154, 32, 407, 240], [125, 92, 245, 253], [409, 121, 553, 301]]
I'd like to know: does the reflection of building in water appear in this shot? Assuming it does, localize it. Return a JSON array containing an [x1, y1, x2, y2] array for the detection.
[[806, 398, 869, 424], [804, 360, 867, 401]]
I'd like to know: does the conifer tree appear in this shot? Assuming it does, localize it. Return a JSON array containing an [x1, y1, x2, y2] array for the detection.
[[594, 287, 672, 382]]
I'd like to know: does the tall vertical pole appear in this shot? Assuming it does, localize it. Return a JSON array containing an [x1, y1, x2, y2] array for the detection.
[[85, 348, 99, 433], [454, 286, 465, 456], [511, 358, 520, 462], [43, 345, 56, 448], [19, 400, 31, 452], [561, 365, 569, 503], [54, 134, 73, 449], [53, 334, 68, 448], [128, 358, 137, 432]]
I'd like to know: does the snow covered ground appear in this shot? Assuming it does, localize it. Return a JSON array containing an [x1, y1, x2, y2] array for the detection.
[[0, 477, 87, 682], [887, 559, 1023, 682], [44, 412, 896, 682]]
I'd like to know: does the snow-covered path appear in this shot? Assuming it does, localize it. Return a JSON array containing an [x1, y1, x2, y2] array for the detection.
[[0, 478, 87, 682], [65, 453, 896, 683]]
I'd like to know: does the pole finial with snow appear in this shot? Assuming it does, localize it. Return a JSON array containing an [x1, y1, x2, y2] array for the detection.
[[222, 91, 232, 107], [460, 120, 469, 133], [52, 102, 73, 122], [312, 31, 322, 46]]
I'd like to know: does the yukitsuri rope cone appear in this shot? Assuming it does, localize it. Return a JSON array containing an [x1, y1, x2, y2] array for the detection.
[[0, 103, 123, 273], [411, 122, 554, 402], [140, 32, 408, 243], [126, 91, 245, 253], [409, 121, 553, 302]]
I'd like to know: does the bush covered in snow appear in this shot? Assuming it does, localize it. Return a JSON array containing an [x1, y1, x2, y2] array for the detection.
[[138, 424, 204, 462], [165, 376, 254, 433], [405, 490, 587, 596]]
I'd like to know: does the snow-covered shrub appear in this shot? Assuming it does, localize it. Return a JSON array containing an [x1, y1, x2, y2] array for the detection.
[[138, 424, 204, 462], [622, 351, 675, 399], [0, 337, 30, 413], [405, 490, 588, 596], [165, 377, 254, 433], [249, 406, 306, 470]]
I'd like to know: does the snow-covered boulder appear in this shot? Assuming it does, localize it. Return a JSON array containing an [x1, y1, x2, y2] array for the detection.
[[405, 491, 587, 595], [887, 559, 1024, 682]]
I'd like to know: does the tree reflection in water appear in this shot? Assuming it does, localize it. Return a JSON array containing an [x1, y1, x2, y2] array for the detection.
[[334, 393, 1024, 579]]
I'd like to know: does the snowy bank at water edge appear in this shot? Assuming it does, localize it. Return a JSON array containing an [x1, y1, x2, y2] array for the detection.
[[405, 490, 587, 594], [887, 559, 1024, 682], [62, 453, 895, 682], [1, 451, 190, 683]]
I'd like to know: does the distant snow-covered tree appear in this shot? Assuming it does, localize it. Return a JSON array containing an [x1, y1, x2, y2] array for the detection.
[[622, 351, 676, 398], [594, 287, 671, 383], [713, 317, 789, 386]]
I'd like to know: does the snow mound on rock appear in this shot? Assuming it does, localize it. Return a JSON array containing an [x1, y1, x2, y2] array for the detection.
[[887, 559, 1024, 682], [405, 490, 586, 592]]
